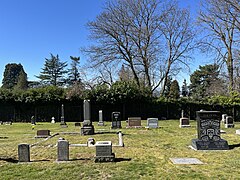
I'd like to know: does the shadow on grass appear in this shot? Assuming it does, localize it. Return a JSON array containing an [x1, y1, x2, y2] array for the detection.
[[229, 143, 240, 150], [115, 158, 132, 163], [0, 157, 18, 163]]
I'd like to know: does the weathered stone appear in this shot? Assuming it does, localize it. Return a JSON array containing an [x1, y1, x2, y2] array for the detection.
[[146, 118, 158, 128], [127, 117, 141, 128], [98, 110, 104, 126], [95, 141, 115, 163], [179, 117, 190, 128], [81, 100, 94, 135], [36, 130, 50, 138], [18, 144, 30, 162], [57, 139, 69, 161]]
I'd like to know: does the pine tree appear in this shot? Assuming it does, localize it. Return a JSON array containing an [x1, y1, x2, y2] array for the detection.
[[181, 79, 188, 97], [67, 56, 81, 86], [169, 80, 180, 99], [36, 54, 68, 86]]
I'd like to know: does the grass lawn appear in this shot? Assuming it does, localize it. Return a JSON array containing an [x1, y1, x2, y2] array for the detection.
[[1, 120, 240, 179]]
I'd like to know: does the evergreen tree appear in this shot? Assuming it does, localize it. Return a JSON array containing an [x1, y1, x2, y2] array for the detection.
[[36, 54, 68, 86], [189, 64, 224, 98], [2, 63, 28, 89], [169, 80, 180, 99], [67, 56, 81, 86], [14, 70, 28, 90], [181, 79, 188, 97]]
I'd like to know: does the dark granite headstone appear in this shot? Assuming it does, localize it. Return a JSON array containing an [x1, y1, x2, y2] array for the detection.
[[35, 130, 50, 138], [225, 116, 234, 128], [191, 111, 229, 150], [127, 117, 141, 128], [18, 144, 30, 162], [95, 141, 115, 162], [81, 100, 94, 135], [111, 112, 122, 129], [57, 139, 69, 161]]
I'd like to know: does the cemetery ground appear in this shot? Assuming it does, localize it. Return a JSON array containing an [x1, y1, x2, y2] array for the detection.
[[1, 121, 240, 179]]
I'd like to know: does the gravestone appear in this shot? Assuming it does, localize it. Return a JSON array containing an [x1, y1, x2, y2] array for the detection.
[[146, 118, 159, 128], [222, 114, 227, 123], [98, 110, 104, 126], [179, 118, 190, 128], [75, 122, 81, 127], [51, 117, 55, 123], [179, 110, 190, 128], [170, 158, 204, 165], [81, 100, 95, 135], [18, 144, 30, 162], [57, 139, 69, 161], [127, 117, 141, 128], [225, 116, 234, 128], [31, 116, 36, 125], [191, 111, 229, 150], [35, 130, 50, 138], [60, 104, 67, 127], [111, 112, 122, 129], [95, 141, 115, 162]]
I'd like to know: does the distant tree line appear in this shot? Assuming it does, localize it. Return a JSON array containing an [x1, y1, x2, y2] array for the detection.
[[0, 0, 240, 107]]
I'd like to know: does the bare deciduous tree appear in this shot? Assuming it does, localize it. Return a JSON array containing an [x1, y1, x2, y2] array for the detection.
[[198, 0, 240, 91], [83, 0, 196, 94]]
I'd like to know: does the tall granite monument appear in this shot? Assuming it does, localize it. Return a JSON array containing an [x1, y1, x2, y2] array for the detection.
[[81, 100, 94, 135], [191, 111, 229, 150]]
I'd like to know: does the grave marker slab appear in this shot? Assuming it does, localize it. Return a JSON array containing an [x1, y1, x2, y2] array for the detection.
[[111, 112, 122, 129], [35, 130, 50, 138], [57, 139, 69, 161], [127, 117, 141, 128], [75, 122, 81, 127], [225, 116, 234, 128], [18, 144, 30, 162], [170, 158, 204, 164], [95, 141, 115, 162], [191, 111, 229, 150], [146, 118, 159, 128], [179, 117, 190, 128]]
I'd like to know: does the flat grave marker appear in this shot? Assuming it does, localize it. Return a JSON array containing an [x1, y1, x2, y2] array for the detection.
[[170, 158, 204, 165]]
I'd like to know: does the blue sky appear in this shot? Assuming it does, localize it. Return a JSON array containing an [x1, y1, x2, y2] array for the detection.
[[0, 0, 200, 85]]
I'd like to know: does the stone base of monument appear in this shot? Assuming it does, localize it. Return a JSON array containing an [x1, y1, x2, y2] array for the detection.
[[179, 117, 190, 128], [225, 124, 234, 128], [191, 139, 229, 150], [95, 154, 115, 163], [81, 126, 95, 135], [98, 122, 104, 126]]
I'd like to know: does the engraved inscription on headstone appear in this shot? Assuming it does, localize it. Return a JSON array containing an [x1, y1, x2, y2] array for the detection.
[[111, 112, 121, 129], [127, 117, 141, 128], [18, 144, 30, 162], [191, 111, 229, 150], [147, 118, 159, 128], [95, 141, 115, 162]]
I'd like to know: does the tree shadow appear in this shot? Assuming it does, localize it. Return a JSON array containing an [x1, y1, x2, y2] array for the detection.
[[115, 158, 132, 163]]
